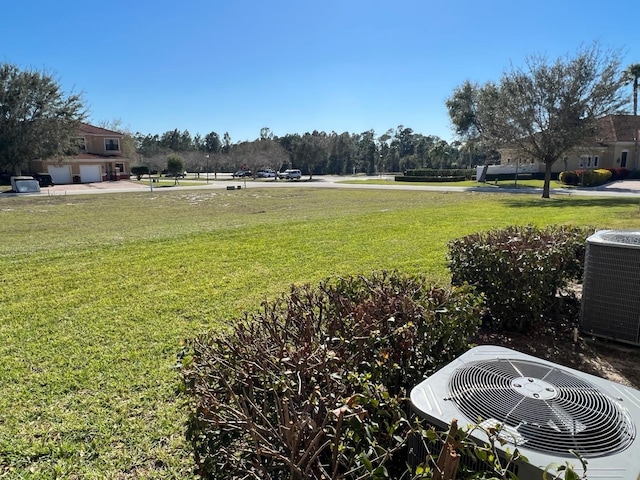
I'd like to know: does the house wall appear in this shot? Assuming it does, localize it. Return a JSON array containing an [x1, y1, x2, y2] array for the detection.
[[83, 135, 122, 156], [499, 144, 637, 173]]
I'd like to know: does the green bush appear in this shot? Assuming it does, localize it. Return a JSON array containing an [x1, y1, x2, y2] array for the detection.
[[404, 168, 475, 180], [179, 271, 482, 479], [558, 170, 579, 185], [448, 225, 594, 332], [583, 169, 611, 186], [559, 169, 613, 187], [395, 175, 466, 183], [130, 165, 150, 180]]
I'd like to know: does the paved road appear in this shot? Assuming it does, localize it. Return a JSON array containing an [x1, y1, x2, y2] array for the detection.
[[6, 175, 640, 197]]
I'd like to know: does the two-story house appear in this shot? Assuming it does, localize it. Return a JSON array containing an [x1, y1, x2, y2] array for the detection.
[[29, 123, 131, 184], [499, 114, 640, 173]]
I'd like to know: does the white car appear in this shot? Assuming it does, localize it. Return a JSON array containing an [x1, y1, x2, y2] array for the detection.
[[257, 169, 276, 178], [278, 169, 302, 180]]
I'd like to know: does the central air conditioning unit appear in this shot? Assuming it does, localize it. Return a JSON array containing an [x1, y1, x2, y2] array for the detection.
[[410, 345, 640, 479], [580, 230, 640, 346]]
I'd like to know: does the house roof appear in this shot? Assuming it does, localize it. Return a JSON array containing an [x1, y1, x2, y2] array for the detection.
[[596, 115, 640, 143], [78, 123, 123, 136]]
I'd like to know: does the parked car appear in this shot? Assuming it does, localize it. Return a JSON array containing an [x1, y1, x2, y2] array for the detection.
[[32, 173, 54, 187], [233, 170, 253, 178], [278, 169, 302, 180], [257, 169, 276, 178]]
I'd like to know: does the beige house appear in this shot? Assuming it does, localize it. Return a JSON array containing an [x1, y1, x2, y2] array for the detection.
[[29, 123, 131, 184], [499, 115, 640, 173]]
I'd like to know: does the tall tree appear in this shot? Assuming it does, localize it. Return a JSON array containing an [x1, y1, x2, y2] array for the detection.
[[222, 132, 232, 154], [0, 63, 86, 174], [293, 132, 327, 178], [447, 44, 628, 198], [625, 63, 640, 116]]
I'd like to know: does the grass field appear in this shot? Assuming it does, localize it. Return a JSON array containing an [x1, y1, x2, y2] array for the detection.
[[2, 187, 640, 478]]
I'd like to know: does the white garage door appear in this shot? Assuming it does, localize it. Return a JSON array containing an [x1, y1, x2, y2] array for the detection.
[[79, 165, 102, 183], [47, 165, 72, 184]]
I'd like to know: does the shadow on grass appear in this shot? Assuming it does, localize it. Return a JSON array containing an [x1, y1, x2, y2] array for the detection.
[[500, 196, 640, 209]]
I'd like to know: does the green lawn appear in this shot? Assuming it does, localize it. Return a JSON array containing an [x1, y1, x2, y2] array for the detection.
[[2, 187, 640, 478]]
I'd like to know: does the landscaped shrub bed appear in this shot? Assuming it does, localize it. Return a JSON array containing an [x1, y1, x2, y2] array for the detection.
[[403, 168, 475, 179], [179, 272, 482, 479], [395, 175, 466, 182], [558, 169, 615, 186], [448, 225, 594, 332]]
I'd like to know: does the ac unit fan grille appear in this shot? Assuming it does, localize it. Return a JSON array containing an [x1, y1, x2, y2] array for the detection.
[[448, 359, 636, 457]]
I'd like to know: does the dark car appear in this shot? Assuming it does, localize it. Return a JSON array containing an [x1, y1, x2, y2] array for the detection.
[[233, 170, 252, 178], [32, 173, 55, 187]]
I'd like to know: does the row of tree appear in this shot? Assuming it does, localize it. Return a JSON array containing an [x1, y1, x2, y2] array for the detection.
[[132, 126, 494, 178]]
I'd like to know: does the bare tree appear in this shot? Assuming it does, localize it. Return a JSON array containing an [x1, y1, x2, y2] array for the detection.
[[447, 44, 628, 198]]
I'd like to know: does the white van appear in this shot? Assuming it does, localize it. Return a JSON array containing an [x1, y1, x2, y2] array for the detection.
[[278, 169, 302, 180]]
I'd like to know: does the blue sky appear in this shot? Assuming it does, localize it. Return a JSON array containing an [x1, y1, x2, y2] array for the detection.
[[3, 0, 639, 143]]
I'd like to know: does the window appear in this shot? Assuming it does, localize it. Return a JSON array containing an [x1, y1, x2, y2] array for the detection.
[[74, 137, 86, 151], [105, 139, 120, 151], [621, 151, 628, 168], [594, 156, 599, 167], [115, 163, 124, 172]]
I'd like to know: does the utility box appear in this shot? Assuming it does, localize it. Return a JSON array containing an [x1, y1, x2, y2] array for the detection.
[[10, 176, 41, 193]]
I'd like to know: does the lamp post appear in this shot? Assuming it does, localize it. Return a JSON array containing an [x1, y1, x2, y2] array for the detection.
[[206, 155, 209, 183]]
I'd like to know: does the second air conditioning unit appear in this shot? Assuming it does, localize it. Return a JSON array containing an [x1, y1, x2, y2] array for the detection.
[[581, 230, 640, 346]]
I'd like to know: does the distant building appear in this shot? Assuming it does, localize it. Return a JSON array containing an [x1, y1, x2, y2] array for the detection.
[[498, 115, 640, 173], [29, 123, 131, 184]]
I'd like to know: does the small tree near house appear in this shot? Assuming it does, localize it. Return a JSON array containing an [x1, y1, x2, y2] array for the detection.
[[130, 165, 150, 180]]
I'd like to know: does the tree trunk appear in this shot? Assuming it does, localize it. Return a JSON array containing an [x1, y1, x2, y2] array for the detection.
[[542, 161, 553, 198]]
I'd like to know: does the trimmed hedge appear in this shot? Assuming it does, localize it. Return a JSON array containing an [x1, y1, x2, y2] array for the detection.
[[404, 168, 475, 180], [395, 175, 466, 183], [558, 168, 616, 186], [448, 225, 594, 332], [179, 272, 482, 479]]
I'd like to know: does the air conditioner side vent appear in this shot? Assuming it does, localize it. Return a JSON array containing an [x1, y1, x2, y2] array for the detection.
[[580, 230, 640, 346]]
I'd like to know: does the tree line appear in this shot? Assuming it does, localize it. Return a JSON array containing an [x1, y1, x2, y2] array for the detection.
[[132, 126, 493, 177]]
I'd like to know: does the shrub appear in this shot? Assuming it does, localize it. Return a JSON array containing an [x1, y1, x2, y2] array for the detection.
[[607, 167, 629, 180], [559, 169, 613, 187], [404, 168, 475, 180], [130, 165, 150, 180], [558, 170, 579, 185], [179, 271, 482, 479], [396, 175, 466, 183], [448, 225, 594, 332]]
